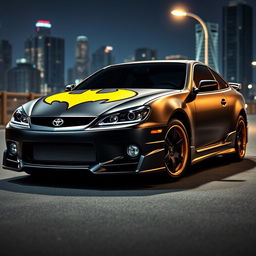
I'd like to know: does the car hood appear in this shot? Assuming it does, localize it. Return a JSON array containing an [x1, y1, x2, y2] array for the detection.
[[24, 88, 180, 117]]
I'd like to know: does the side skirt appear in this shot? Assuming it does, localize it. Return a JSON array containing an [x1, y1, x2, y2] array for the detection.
[[192, 148, 235, 164]]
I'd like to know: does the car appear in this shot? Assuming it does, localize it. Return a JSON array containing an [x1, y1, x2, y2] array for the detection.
[[2, 60, 248, 178]]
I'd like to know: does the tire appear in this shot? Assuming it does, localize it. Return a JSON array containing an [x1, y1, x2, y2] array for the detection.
[[164, 119, 190, 178], [232, 115, 247, 161]]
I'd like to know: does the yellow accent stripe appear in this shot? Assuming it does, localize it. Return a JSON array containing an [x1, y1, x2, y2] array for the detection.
[[145, 148, 165, 156], [145, 140, 165, 145], [139, 167, 166, 173]]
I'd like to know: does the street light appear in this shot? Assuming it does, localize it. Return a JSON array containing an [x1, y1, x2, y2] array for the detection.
[[171, 9, 209, 65]]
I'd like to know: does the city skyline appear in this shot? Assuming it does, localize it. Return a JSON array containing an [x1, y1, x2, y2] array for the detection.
[[0, 0, 256, 74]]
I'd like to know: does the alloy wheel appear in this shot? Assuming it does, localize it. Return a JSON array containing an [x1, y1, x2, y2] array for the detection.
[[164, 122, 189, 177]]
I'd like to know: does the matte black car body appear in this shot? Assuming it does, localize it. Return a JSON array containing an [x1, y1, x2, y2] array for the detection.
[[3, 61, 247, 177]]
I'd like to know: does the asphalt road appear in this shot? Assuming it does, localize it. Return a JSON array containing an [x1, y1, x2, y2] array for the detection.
[[0, 116, 256, 256]]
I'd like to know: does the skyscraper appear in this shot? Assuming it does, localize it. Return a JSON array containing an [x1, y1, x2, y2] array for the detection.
[[73, 36, 90, 83], [135, 48, 157, 61], [35, 20, 51, 36], [195, 23, 219, 72], [0, 40, 12, 91], [25, 20, 65, 94], [7, 58, 41, 93], [223, 1, 253, 99], [67, 67, 75, 85], [91, 46, 114, 73]]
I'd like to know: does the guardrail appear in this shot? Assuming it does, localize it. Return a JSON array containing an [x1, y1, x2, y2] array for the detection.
[[0, 91, 42, 125], [0, 91, 255, 125]]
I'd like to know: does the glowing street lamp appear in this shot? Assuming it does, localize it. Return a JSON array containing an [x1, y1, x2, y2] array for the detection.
[[171, 10, 187, 16], [171, 9, 209, 65]]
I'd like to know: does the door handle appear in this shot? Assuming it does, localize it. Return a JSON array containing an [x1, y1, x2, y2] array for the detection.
[[221, 98, 227, 106]]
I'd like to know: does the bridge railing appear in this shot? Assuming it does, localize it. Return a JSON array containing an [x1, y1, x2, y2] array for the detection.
[[246, 102, 256, 115], [0, 92, 42, 125]]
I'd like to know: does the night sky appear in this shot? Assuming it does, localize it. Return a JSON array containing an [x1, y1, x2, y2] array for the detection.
[[0, 0, 255, 77]]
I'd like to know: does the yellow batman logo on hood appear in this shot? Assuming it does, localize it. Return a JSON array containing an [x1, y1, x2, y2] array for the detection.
[[44, 89, 137, 109]]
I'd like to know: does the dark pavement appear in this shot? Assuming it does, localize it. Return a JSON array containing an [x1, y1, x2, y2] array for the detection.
[[0, 115, 256, 256]]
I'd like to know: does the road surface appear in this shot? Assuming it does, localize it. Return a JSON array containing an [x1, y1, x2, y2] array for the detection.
[[0, 115, 255, 256]]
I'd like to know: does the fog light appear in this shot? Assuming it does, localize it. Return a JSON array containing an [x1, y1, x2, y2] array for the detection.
[[8, 142, 17, 155], [127, 145, 140, 157]]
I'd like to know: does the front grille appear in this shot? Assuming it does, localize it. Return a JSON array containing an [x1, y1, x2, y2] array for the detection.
[[23, 143, 96, 164], [31, 117, 95, 127]]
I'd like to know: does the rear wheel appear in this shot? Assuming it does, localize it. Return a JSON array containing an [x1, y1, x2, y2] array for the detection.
[[164, 119, 190, 178], [232, 116, 247, 161]]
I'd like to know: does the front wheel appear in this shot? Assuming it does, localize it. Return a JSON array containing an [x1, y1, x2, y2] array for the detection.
[[164, 119, 190, 178]]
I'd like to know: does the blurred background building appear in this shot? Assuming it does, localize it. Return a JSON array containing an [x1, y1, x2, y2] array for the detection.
[[25, 20, 64, 94], [74, 36, 90, 82], [123, 55, 135, 63], [135, 48, 157, 61], [91, 46, 114, 73], [68, 36, 90, 84], [0, 40, 12, 91], [7, 58, 41, 93], [195, 22, 219, 72], [165, 54, 188, 60], [223, 1, 253, 100]]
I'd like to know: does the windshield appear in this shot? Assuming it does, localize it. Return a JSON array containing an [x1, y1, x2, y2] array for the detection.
[[75, 63, 187, 90]]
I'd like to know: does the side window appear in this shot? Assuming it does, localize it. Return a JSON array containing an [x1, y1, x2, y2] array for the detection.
[[193, 65, 215, 88], [210, 69, 229, 89]]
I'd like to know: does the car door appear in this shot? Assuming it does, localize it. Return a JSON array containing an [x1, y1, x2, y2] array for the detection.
[[209, 68, 233, 134], [193, 64, 230, 148]]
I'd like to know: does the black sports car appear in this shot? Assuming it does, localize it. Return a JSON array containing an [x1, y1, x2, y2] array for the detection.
[[3, 61, 247, 178]]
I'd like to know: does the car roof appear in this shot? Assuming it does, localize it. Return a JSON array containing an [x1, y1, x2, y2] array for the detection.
[[107, 60, 199, 68]]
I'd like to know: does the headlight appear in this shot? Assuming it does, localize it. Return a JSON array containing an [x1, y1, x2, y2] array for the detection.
[[96, 106, 150, 126], [10, 107, 30, 128]]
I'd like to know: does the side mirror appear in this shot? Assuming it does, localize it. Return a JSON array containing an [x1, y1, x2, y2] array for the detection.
[[196, 80, 218, 92], [229, 82, 242, 91], [65, 84, 76, 92]]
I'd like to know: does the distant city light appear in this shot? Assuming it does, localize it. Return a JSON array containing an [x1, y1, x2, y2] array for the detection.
[[16, 58, 27, 64], [104, 46, 113, 53], [248, 84, 253, 89], [35, 20, 52, 28], [251, 61, 256, 66]]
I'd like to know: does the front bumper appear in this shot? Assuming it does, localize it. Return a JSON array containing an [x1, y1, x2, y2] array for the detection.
[[3, 125, 167, 174]]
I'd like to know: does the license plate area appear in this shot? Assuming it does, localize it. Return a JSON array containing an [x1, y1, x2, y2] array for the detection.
[[32, 143, 96, 164]]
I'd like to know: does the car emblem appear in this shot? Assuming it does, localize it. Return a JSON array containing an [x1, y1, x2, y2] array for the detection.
[[52, 118, 64, 127]]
